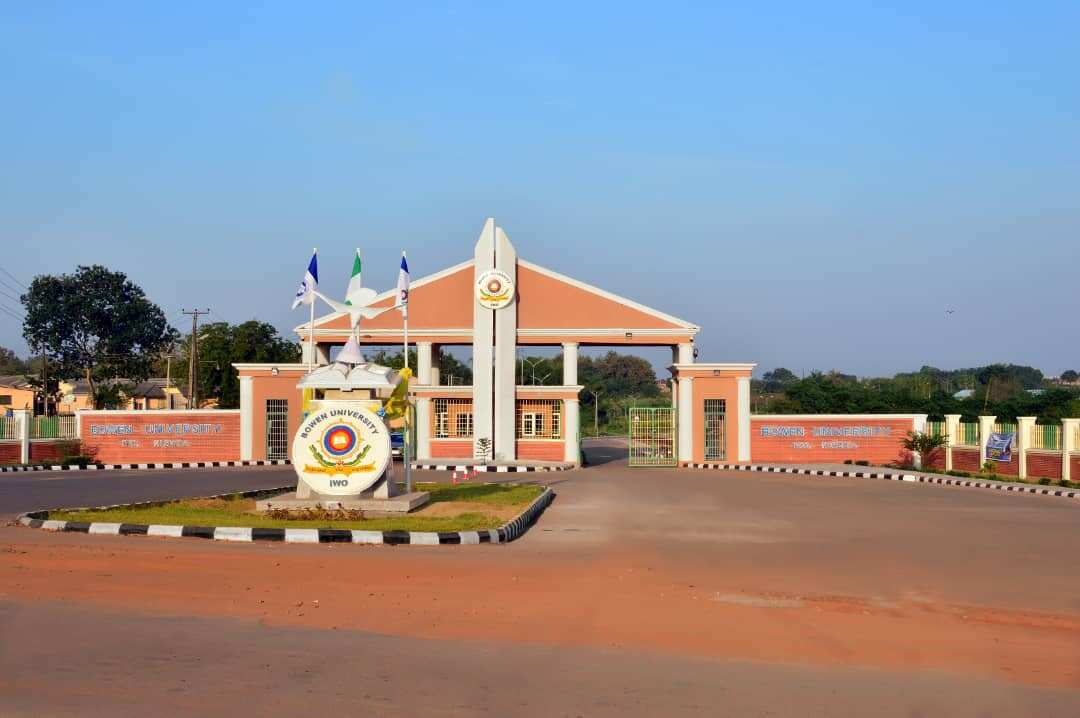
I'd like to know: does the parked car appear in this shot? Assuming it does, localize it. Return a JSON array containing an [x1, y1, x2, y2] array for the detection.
[[390, 431, 404, 458]]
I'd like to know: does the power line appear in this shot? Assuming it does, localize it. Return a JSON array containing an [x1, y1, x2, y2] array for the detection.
[[0, 276, 23, 298], [0, 287, 22, 305], [0, 267, 27, 289], [0, 304, 24, 322]]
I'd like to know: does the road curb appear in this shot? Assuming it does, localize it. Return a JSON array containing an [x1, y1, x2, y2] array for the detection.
[[685, 463, 1080, 500], [411, 463, 572, 473], [16, 486, 556, 547], [0, 459, 291, 473]]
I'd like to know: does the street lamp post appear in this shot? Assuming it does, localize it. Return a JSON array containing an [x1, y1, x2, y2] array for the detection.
[[588, 390, 603, 437]]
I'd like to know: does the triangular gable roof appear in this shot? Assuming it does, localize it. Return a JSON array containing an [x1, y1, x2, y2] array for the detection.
[[515, 259, 698, 332], [298, 257, 699, 336]]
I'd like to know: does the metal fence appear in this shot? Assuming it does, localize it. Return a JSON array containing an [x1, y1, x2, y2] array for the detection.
[[29, 415, 78, 439], [993, 421, 1017, 436], [926, 420, 945, 438], [628, 407, 676, 467], [0, 417, 16, 440], [957, 422, 979, 446], [1029, 423, 1062, 451]]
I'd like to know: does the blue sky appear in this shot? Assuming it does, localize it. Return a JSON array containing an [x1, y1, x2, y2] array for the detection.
[[3, 2, 1078, 377]]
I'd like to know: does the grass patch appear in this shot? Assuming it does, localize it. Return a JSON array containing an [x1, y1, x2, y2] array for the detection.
[[46, 481, 546, 532]]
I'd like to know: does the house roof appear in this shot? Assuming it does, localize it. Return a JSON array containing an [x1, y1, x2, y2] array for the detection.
[[0, 375, 35, 391]]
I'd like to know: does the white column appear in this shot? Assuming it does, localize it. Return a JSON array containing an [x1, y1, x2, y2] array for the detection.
[[978, 415, 996, 467], [239, 375, 254, 461], [74, 410, 83, 442], [492, 225, 518, 461], [316, 343, 330, 365], [737, 375, 751, 463], [912, 414, 928, 468], [472, 219, 496, 459], [430, 345, 440, 386], [416, 397, 431, 461], [1062, 418, 1078, 483], [676, 343, 694, 365], [944, 414, 961, 471], [563, 399, 580, 463], [1017, 416, 1036, 480], [14, 409, 30, 464], [562, 342, 578, 386], [417, 342, 434, 385], [677, 376, 693, 463]]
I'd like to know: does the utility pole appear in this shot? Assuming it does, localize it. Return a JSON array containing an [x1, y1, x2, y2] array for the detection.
[[182, 309, 210, 409], [588, 390, 603, 437]]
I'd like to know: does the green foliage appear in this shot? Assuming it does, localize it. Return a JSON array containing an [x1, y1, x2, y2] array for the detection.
[[171, 320, 300, 407], [1061, 370, 1078, 383], [366, 348, 473, 385], [0, 346, 30, 375], [21, 265, 176, 408], [901, 430, 949, 457], [757, 364, 1079, 420]]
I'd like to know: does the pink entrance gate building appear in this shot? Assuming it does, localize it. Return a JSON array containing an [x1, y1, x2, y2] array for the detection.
[[235, 218, 754, 465]]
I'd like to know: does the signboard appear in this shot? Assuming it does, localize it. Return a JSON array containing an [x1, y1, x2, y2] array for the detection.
[[293, 404, 390, 496], [80, 411, 241, 462], [986, 432, 1014, 462], [750, 417, 916, 464], [475, 269, 515, 310]]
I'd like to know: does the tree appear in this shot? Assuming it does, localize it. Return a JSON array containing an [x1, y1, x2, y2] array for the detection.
[[0, 346, 29, 375], [1062, 370, 1079, 383], [22, 266, 177, 408], [171, 321, 300, 408], [901, 430, 949, 470], [761, 367, 797, 393]]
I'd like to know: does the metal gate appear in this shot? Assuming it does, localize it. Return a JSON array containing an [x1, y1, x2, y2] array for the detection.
[[265, 399, 289, 460], [704, 399, 726, 461], [628, 407, 676, 467]]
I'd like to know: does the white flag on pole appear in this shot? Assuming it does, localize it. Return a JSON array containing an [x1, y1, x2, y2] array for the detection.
[[395, 253, 410, 314]]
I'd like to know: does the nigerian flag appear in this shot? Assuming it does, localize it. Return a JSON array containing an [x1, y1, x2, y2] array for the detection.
[[344, 250, 363, 306]]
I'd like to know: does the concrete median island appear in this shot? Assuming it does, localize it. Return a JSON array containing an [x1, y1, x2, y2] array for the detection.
[[17, 482, 555, 545]]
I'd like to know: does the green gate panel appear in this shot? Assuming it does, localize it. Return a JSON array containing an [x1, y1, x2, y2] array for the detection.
[[628, 407, 676, 467]]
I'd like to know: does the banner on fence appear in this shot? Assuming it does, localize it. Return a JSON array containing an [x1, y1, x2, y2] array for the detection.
[[986, 432, 1014, 462]]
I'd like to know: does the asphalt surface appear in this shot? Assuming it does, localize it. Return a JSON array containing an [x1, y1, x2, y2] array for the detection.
[[2, 439, 1078, 716], [0, 464, 298, 519]]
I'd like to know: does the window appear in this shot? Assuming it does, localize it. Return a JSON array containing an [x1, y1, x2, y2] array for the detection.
[[0, 396, 11, 406], [516, 399, 562, 439], [433, 398, 473, 438]]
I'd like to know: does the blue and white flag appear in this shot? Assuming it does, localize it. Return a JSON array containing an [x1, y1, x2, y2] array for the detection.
[[292, 252, 319, 309], [395, 253, 410, 313]]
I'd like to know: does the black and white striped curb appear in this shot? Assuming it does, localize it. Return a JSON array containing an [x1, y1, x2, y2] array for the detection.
[[0, 459, 291, 474], [411, 463, 572, 473], [685, 463, 1079, 500], [16, 487, 556, 546]]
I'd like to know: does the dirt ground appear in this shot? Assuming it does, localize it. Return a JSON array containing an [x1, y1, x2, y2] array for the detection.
[[1, 441, 1079, 716]]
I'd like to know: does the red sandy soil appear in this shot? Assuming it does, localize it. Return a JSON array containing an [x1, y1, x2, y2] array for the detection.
[[2, 530, 1077, 690]]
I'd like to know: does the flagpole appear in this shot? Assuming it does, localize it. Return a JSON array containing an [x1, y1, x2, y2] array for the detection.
[[308, 247, 317, 375], [401, 250, 412, 494]]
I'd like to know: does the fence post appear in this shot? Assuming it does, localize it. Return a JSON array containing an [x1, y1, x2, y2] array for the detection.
[[1016, 416, 1036, 480], [13, 409, 30, 464], [977, 415, 996, 468], [1062, 418, 1078, 484], [944, 414, 961, 472], [912, 414, 928, 468]]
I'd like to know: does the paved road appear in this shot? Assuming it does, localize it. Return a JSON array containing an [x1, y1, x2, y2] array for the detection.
[[0, 465, 297, 519], [2, 440, 1079, 716]]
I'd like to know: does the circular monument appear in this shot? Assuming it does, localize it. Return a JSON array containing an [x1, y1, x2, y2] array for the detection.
[[292, 404, 391, 496]]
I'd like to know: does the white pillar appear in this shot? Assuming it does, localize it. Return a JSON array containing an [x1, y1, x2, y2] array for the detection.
[[1062, 418, 1078, 483], [563, 399, 580, 463], [300, 340, 329, 366], [472, 219, 496, 459], [978, 415, 996, 467], [944, 414, 961, 471], [416, 397, 431, 461], [417, 342, 434, 385], [562, 342, 578, 386], [912, 414, 928, 468], [737, 375, 751, 462], [239, 375, 254, 461], [14, 409, 30, 464], [677, 377, 693, 463], [676, 343, 694, 365], [492, 225, 518, 461], [1017, 416, 1036, 480]]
